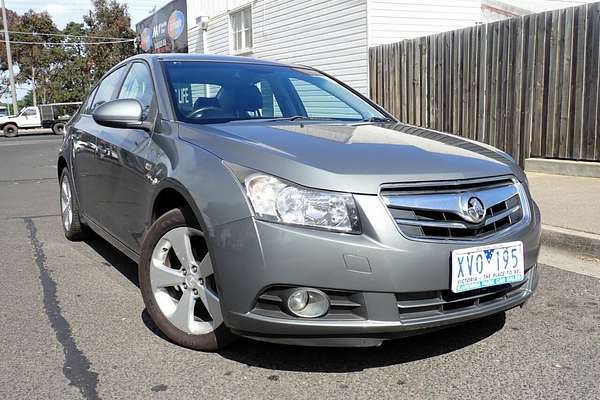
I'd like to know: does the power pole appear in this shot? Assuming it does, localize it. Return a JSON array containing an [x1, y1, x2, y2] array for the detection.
[[1, 0, 18, 114], [32, 66, 36, 106]]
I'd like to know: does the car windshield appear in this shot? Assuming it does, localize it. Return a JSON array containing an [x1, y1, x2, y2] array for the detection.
[[162, 60, 389, 124]]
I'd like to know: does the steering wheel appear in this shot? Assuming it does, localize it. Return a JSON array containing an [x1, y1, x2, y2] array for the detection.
[[188, 106, 223, 119]]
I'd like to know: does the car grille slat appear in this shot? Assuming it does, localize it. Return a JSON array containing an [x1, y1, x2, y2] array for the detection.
[[381, 177, 526, 241], [395, 273, 531, 322]]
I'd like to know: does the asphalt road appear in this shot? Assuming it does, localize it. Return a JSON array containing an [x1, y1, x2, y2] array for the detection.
[[1, 132, 599, 400]]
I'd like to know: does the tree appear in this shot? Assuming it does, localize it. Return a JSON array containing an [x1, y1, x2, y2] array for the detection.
[[84, 0, 135, 82], [43, 22, 92, 102], [1, 2, 136, 104], [0, 8, 20, 71], [10, 10, 62, 86]]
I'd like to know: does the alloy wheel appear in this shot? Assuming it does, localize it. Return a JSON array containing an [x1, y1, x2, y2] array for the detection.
[[60, 177, 73, 231], [150, 227, 222, 335]]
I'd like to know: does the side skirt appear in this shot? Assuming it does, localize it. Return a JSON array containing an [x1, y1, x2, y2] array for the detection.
[[84, 216, 141, 263]]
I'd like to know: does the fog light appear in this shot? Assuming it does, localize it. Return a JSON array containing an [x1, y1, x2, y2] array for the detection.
[[284, 288, 329, 318]]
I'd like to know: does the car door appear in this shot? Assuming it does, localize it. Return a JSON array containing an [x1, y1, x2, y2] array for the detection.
[[95, 61, 157, 252], [70, 86, 98, 221], [18, 107, 39, 127], [73, 66, 127, 225]]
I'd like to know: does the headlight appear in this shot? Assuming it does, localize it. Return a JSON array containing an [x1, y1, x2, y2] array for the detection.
[[244, 173, 361, 233]]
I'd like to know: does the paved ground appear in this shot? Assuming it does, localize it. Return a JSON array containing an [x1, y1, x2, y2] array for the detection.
[[528, 172, 600, 235], [1, 133, 599, 400]]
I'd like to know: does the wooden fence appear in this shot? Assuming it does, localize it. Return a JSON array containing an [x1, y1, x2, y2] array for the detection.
[[369, 2, 600, 165]]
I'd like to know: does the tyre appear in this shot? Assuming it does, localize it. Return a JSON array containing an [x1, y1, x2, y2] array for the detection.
[[3, 123, 18, 137], [52, 122, 66, 135], [139, 208, 237, 351], [59, 168, 91, 241]]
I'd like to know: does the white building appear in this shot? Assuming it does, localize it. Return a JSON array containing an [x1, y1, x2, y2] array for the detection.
[[186, 0, 483, 96], [482, 0, 595, 22], [185, 0, 595, 97]]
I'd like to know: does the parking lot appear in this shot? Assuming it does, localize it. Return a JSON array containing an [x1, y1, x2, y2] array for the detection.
[[1, 132, 599, 400]]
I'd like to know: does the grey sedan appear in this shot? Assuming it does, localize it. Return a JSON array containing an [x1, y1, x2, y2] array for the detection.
[[57, 54, 540, 350]]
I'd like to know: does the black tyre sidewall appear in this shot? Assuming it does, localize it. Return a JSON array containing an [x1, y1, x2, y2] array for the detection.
[[139, 208, 236, 351], [53, 123, 65, 135], [3, 124, 18, 137]]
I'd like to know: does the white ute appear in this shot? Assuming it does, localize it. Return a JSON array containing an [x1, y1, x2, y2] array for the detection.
[[0, 102, 81, 137]]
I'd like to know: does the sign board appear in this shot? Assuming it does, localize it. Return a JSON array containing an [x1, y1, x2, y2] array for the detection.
[[136, 0, 187, 53]]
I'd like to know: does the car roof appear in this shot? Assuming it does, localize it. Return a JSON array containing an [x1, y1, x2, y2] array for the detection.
[[124, 53, 302, 68]]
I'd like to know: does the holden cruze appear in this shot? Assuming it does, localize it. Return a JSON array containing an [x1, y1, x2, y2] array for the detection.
[[57, 54, 541, 350]]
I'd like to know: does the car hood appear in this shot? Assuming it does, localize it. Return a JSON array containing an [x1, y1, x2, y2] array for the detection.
[[178, 121, 524, 194]]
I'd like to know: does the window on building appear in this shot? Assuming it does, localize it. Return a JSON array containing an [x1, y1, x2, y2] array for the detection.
[[230, 7, 252, 53]]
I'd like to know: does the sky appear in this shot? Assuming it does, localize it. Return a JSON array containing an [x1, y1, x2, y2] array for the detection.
[[5, 0, 163, 29]]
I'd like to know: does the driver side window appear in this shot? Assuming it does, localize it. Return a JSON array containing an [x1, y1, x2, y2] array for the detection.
[[118, 62, 155, 120], [91, 67, 125, 113]]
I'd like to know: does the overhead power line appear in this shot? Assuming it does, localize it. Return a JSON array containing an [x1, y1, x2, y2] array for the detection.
[[9, 38, 135, 45], [5, 30, 135, 41]]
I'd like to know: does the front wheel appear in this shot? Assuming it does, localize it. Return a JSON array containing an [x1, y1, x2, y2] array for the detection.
[[59, 168, 91, 241], [52, 122, 65, 135], [139, 208, 237, 351], [3, 123, 18, 137]]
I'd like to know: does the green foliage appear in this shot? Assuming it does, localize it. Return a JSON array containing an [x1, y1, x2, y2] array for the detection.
[[1, 1, 136, 104], [84, 0, 136, 82]]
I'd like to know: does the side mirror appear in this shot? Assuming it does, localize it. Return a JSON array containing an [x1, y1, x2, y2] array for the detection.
[[93, 98, 151, 130]]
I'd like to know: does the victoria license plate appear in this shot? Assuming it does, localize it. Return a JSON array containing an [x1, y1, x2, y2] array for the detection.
[[451, 241, 524, 293]]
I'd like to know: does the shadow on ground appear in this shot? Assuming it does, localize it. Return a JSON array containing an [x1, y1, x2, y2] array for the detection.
[[85, 237, 139, 287], [1, 131, 56, 139], [84, 235, 506, 372], [218, 313, 505, 372]]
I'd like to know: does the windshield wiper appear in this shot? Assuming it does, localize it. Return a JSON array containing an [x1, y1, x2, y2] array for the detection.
[[362, 116, 396, 123], [252, 115, 352, 123], [271, 116, 338, 122]]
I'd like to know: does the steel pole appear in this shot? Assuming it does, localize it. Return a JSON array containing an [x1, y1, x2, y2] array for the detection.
[[32, 66, 36, 106], [1, 0, 18, 114]]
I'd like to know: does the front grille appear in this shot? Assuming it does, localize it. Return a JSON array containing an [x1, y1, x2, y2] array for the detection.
[[381, 177, 526, 240], [395, 274, 529, 322]]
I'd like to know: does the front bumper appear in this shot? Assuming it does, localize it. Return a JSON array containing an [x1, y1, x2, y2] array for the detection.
[[229, 266, 537, 346], [209, 193, 541, 347]]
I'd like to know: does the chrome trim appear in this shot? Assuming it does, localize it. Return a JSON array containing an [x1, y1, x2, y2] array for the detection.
[[379, 176, 532, 243], [379, 174, 512, 191], [395, 219, 469, 229], [382, 183, 518, 215], [394, 204, 521, 230], [483, 204, 521, 226]]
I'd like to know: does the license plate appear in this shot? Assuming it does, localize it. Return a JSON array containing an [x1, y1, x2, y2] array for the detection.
[[451, 241, 524, 293]]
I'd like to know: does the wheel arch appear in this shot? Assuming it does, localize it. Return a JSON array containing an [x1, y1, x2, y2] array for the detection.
[[57, 156, 68, 179], [150, 180, 207, 231], [1, 122, 18, 129]]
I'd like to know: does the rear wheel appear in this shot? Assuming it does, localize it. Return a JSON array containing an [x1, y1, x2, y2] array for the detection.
[[139, 208, 237, 351], [52, 122, 66, 135], [3, 123, 18, 137], [59, 168, 91, 241]]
